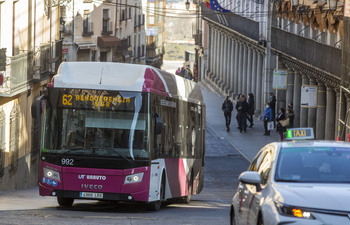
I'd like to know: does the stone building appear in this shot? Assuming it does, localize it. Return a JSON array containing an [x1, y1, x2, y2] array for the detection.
[[0, 0, 61, 190], [61, 0, 146, 64], [145, 0, 166, 68]]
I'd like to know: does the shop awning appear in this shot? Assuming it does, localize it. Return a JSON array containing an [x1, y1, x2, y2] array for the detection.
[[75, 43, 97, 49], [97, 36, 121, 47]]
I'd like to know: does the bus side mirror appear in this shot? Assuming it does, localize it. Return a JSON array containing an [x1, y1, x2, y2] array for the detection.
[[154, 114, 163, 135]]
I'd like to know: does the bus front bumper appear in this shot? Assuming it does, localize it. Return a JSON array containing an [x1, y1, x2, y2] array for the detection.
[[39, 183, 148, 202]]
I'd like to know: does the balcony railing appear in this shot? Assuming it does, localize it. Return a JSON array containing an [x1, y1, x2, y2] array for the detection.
[[0, 40, 62, 97], [102, 21, 113, 35], [0, 52, 33, 96], [82, 21, 94, 36]]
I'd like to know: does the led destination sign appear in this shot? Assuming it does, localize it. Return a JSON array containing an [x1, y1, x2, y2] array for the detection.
[[59, 90, 132, 109]]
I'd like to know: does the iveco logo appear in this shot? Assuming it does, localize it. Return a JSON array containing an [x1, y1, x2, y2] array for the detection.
[[81, 184, 103, 190]]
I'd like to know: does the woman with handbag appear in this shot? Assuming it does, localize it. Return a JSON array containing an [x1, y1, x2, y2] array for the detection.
[[263, 103, 273, 136], [276, 108, 287, 141]]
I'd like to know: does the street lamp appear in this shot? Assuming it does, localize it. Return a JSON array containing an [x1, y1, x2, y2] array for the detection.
[[185, 0, 190, 10], [328, 0, 337, 10]]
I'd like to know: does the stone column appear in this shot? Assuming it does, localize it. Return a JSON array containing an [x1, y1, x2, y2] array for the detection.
[[335, 90, 340, 140], [293, 71, 301, 127], [225, 36, 230, 93], [286, 68, 294, 108], [316, 82, 326, 140], [212, 30, 219, 82], [325, 86, 336, 140], [218, 33, 225, 88], [229, 38, 235, 94], [237, 43, 243, 95], [233, 41, 239, 94], [256, 52, 263, 115], [335, 90, 347, 140], [300, 74, 309, 127], [308, 78, 317, 131], [215, 31, 222, 84], [251, 50, 257, 96], [209, 29, 216, 81], [242, 45, 248, 95], [205, 26, 212, 80], [246, 48, 252, 94]]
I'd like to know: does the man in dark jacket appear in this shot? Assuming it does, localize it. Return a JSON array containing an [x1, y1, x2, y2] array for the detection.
[[247, 93, 255, 128], [236, 95, 249, 133], [268, 92, 276, 126], [222, 96, 234, 132]]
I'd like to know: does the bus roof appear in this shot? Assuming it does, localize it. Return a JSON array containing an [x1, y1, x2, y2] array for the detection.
[[52, 62, 204, 104]]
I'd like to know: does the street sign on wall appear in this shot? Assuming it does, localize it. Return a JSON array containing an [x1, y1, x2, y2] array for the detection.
[[301, 85, 317, 108], [272, 69, 287, 89]]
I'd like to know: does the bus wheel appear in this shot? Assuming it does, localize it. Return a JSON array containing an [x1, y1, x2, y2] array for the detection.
[[57, 197, 74, 207], [146, 175, 165, 211]]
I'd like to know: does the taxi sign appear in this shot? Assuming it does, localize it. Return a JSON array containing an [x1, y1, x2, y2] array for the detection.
[[286, 128, 314, 140]]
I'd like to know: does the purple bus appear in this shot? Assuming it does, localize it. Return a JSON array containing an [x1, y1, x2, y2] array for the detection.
[[34, 62, 205, 210]]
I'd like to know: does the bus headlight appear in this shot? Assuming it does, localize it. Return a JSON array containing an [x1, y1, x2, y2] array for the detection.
[[275, 202, 315, 219], [124, 173, 144, 184], [43, 167, 60, 181]]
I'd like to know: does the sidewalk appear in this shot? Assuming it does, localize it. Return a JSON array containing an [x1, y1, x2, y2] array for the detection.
[[199, 79, 280, 162]]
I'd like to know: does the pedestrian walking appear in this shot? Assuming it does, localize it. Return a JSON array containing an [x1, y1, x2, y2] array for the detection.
[[263, 103, 273, 136], [268, 92, 276, 127], [235, 94, 242, 128], [236, 95, 249, 133], [222, 96, 234, 132], [180, 67, 186, 77], [276, 108, 287, 141], [287, 102, 294, 128], [247, 93, 255, 128]]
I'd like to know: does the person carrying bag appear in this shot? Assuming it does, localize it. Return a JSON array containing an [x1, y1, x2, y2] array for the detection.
[[263, 103, 273, 136]]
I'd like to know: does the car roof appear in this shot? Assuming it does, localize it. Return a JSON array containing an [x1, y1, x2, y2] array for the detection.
[[280, 140, 350, 149]]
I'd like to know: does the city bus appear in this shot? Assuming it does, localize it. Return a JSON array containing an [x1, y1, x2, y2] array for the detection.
[[33, 62, 206, 210]]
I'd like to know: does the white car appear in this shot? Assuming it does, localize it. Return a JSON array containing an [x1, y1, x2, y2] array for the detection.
[[231, 139, 350, 225]]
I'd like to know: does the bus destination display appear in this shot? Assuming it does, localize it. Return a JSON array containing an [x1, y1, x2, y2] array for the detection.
[[59, 90, 131, 109]]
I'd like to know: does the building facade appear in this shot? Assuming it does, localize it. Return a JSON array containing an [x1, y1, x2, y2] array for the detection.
[[61, 0, 146, 64], [0, 0, 61, 191], [145, 0, 165, 68]]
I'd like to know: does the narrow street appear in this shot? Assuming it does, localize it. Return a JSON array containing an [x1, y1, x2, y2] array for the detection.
[[0, 80, 279, 225]]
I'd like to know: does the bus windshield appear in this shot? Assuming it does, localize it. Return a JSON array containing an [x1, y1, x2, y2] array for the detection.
[[42, 90, 149, 160]]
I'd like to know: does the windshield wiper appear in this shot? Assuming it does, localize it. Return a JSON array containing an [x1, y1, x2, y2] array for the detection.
[[91, 147, 133, 165], [54, 146, 87, 158]]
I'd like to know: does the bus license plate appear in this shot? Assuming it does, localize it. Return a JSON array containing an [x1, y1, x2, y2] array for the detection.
[[80, 192, 103, 199]]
